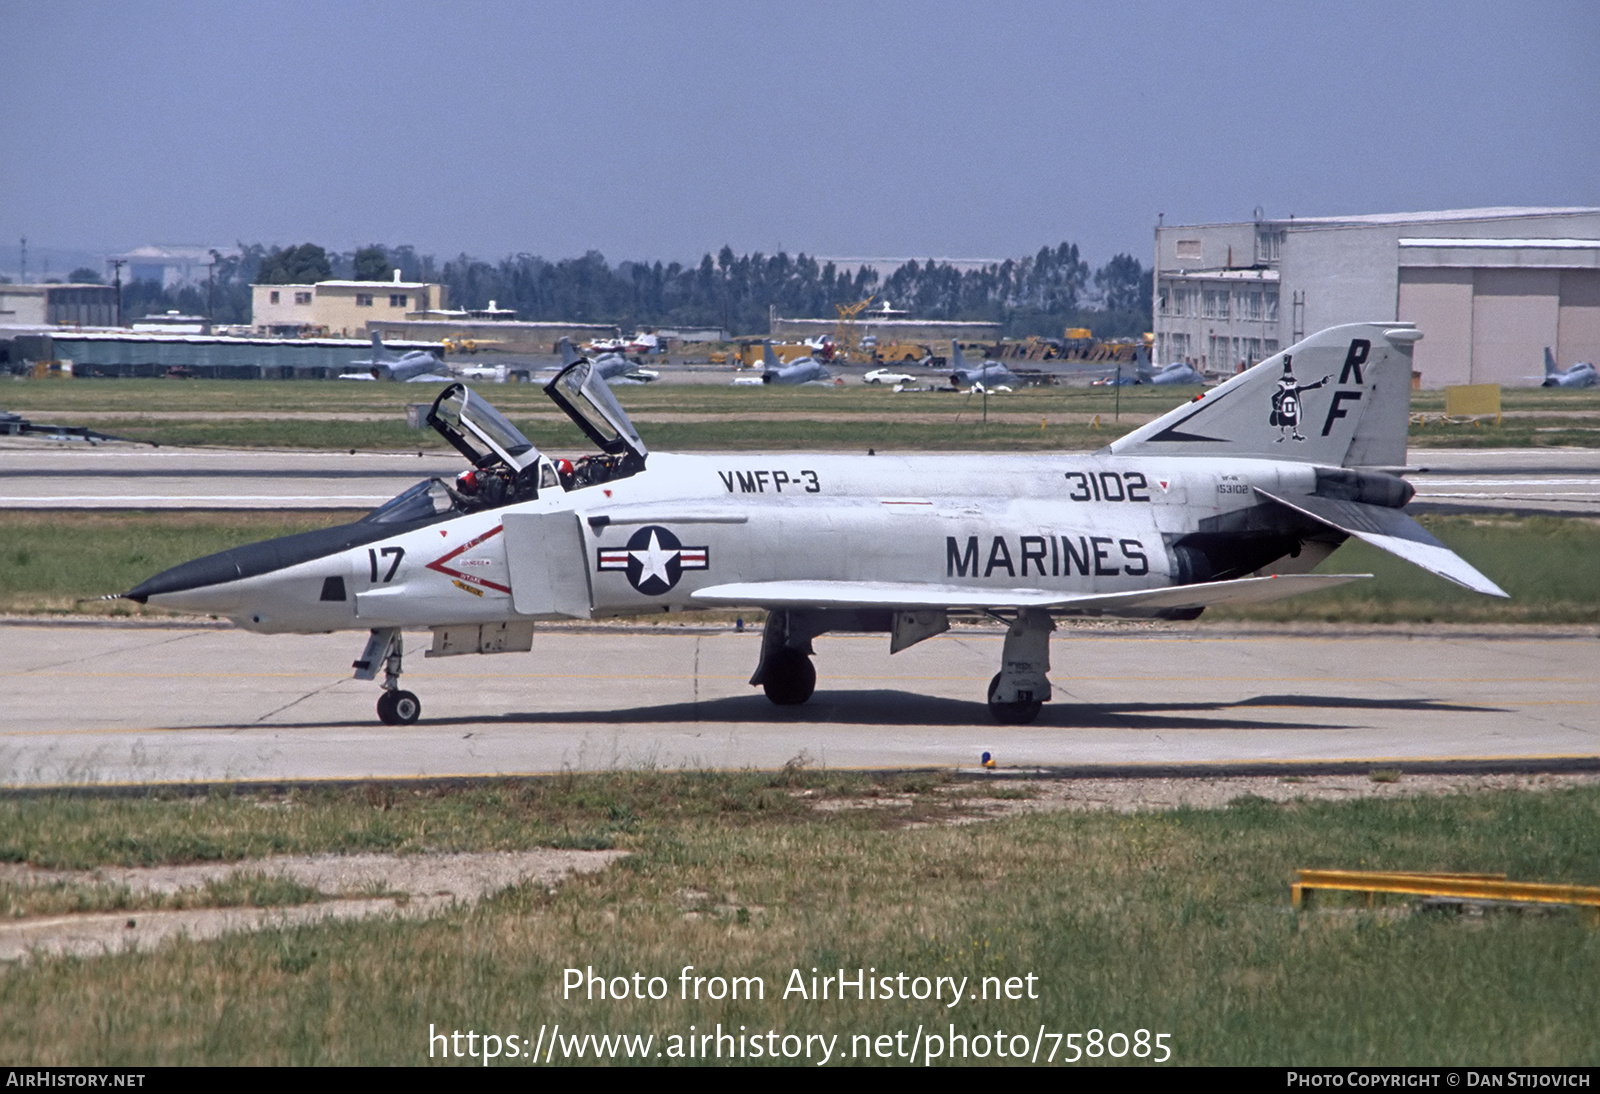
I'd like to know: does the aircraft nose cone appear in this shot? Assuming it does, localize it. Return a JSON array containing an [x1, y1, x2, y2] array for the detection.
[[124, 552, 248, 603], [124, 516, 425, 606]]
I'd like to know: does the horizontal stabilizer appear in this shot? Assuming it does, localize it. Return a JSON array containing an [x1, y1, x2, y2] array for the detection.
[[690, 573, 1367, 614], [1254, 488, 1508, 597]]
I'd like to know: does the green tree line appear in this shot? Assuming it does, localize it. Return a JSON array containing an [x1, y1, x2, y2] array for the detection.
[[103, 241, 1153, 338]]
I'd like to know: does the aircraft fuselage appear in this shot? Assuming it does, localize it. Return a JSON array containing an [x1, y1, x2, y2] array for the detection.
[[138, 451, 1338, 634]]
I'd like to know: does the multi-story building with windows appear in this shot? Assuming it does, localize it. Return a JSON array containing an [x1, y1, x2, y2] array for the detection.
[[251, 273, 448, 336], [1153, 207, 1600, 387]]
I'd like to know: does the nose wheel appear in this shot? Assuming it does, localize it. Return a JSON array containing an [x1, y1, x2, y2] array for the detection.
[[353, 628, 423, 726], [377, 689, 421, 725]]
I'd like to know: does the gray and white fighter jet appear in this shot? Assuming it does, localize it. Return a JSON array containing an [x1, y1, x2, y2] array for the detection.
[[1540, 347, 1597, 388], [1094, 346, 1205, 387], [126, 322, 1506, 727], [347, 332, 453, 383], [760, 340, 831, 385], [949, 341, 1020, 389], [556, 337, 659, 385]]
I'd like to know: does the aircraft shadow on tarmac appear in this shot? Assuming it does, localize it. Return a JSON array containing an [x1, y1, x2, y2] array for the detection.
[[323, 689, 1504, 732]]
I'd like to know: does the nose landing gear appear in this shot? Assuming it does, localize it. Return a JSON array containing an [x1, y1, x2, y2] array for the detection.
[[354, 627, 422, 725], [377, 687, 421, 726]]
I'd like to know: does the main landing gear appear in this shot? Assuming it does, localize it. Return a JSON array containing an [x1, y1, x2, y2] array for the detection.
[[986, 609, 1054, 725], [748, 608, 1056, 725], [354, 627, 421, 725], [751, 612, 818, 706], [762, 647, 816, 705]]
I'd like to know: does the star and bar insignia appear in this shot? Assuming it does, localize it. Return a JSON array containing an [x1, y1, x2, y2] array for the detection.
[[597, 525, 709, 595]]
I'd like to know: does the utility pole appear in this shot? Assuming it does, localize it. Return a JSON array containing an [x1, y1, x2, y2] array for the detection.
[[109, 259, 125, 327], [19, 237, 25, 284], [207, 260, 215, 321]]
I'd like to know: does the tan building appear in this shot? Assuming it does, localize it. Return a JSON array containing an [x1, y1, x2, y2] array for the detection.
[[252, 283, 317, 332], [0, 283, 118, 327], [251, 274, 448, 336]]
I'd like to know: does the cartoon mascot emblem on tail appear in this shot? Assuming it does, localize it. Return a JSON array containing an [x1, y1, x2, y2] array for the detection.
[[1269, 354, 1331, 442]]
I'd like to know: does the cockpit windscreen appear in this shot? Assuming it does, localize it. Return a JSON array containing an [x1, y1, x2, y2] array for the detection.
[[361, 478, 456, 524]]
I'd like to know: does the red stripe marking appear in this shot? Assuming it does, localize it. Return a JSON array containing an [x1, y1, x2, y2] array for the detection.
[[425, 524, 512, 594]]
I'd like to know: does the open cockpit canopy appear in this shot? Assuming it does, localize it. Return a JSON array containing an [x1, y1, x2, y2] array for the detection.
[[545, 358, 649, 464], [427, 383, 542, 472], [369, 361, 653, 524]]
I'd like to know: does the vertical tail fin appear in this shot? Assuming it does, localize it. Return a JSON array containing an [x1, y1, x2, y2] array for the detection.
[[763, 340, 779, 369], [558, 336, 581, 367], [950, 340, 968, 372], [1108, 323, 1421, 468], [1545, 346, 1558, 377]]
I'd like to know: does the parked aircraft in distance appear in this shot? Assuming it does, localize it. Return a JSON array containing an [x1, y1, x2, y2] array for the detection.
[[583, 331, 661, 356], [345, 333, 453, 382], [126, 322, 1506, 728], [1540, 347, 1597, 388], [949, 341, 1020, 389], [1147, 361, 1206, 384], [558, 337, 659, 385], [1093, 347, 1205, 387], [759, 340, 831, 385]]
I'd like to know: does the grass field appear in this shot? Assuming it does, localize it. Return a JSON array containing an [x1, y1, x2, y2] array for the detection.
[[1210, 512, 1600, 624], [0, 510, 367, 613], [2, 774, 1598, 1065], [5, 376, 1599, 450], [2, 508, 1592, 624]]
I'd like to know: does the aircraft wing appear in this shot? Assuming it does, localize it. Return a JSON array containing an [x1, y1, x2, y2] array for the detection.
[[689, 573, 1367, 613]]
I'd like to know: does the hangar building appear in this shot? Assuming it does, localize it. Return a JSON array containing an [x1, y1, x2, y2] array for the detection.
[[1153, 207, 1600, 387]]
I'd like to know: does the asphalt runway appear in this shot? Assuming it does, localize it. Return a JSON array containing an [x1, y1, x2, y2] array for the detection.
[[2, 442, 1597, 514], [1, 621, 1594, 789]]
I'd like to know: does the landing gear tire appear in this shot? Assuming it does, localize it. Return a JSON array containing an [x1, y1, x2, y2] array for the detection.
[[762, 648, 816, 706], [987, 673, 1042, 725], [377, 689, 421, 726]]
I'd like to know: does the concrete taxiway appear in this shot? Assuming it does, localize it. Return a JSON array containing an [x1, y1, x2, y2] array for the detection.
[[0, 443, 461, 510], [1, 621, 1594, 788]]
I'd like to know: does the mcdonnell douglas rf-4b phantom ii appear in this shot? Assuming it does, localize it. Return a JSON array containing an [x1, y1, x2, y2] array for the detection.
[[126, 322, 1506, 726]]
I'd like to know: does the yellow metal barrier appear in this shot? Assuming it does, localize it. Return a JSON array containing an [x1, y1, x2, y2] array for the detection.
[[1293, 869, 1600, 925], [1443, 383, 1501, 422]]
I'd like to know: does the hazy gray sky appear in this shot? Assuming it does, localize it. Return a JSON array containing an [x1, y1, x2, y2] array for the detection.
[[3, 0, 1596, 269]]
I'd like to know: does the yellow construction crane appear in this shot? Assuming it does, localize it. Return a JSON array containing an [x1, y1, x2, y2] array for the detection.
[[832, 296, 875, 363]]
